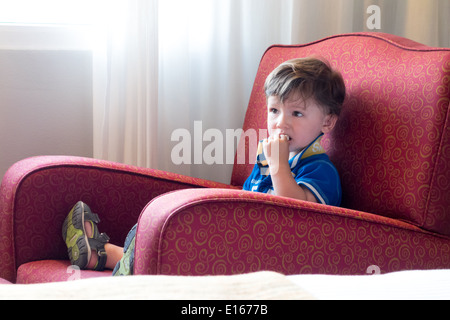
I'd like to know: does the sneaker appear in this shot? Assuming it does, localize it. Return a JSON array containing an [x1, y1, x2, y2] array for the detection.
[[62, 201, 110, 271]]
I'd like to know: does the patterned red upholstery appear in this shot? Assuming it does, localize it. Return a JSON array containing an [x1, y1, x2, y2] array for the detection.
[[135, 189, 450, 275], [16, 260, 112, 283], [0, 156, 234, 283], [232, 33, 450, 235], [1, 33, 449, 283]]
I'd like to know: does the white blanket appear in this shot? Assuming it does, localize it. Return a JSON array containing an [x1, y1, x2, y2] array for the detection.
[[0, 271, 313, 300], [288, 269, 450, 300], [2, 269, 450, 300]]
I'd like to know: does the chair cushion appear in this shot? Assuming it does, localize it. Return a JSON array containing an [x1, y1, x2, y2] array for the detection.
[[16, 260, 112, 284]]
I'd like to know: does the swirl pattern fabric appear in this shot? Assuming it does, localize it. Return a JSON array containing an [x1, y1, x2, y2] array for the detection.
[[232, 33, 450, 236], [0, 156, 234, 282], [16, 260, 112, 283], [135, 189, 450, 275]]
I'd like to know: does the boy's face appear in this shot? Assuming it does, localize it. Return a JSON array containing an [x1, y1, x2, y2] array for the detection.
[[267, 93, 337, 156]]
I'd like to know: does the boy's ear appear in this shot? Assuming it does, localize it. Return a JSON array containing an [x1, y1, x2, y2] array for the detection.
[[322, 114, 338, 134]]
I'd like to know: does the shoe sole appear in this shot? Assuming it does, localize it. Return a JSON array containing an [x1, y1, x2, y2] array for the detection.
[[62, 201, 92, 269]]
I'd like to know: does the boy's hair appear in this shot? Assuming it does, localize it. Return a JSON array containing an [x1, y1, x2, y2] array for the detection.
[[264, 57, 346, 116]]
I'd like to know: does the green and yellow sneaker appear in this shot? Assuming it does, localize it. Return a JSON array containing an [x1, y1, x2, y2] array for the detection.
[[62, 201, 110, 271]]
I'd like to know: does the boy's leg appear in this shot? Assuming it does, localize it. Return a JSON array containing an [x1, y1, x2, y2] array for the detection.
[[87, 242, 125, 270], [112, 224, 137, 276]]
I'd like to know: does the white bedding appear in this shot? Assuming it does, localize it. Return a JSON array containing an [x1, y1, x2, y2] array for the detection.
[[288, 269, 450, 300], [0, 271, 312, 300], [1, 269, 449, 300]]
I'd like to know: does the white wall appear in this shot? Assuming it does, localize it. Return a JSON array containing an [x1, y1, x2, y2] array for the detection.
[[0, 25, 93, 181], [0, 49, 93, 181]]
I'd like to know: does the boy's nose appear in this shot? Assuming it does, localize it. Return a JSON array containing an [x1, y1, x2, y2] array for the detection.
[[276, 114, 289, 129]]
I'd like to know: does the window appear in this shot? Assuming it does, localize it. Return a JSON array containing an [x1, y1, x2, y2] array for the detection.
[[0, 0, 106, 50], [0, 0, 103, 26]]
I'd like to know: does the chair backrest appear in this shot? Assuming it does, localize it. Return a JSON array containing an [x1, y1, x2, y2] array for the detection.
[[231, 32, 450, 236]]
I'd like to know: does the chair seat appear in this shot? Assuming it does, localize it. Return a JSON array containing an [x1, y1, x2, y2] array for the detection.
[[16, 260, 112, 284]]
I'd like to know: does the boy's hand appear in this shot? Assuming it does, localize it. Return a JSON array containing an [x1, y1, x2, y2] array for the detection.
[[262, 134, 318, 203], [262, 134, 290, 175]]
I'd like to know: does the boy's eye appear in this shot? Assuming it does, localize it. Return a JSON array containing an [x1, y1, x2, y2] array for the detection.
[[293, 111, 303, 117], [269, 108, 279, 114]]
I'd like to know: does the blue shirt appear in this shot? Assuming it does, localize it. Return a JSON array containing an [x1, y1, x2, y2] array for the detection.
[[243, 134, 342, 206]]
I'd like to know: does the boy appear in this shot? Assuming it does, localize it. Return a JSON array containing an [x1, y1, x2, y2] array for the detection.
[[62, 57, 346, 274], [243, 57, 345, 206]]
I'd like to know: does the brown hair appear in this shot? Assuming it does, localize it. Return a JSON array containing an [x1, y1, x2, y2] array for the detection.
[[264, 57, 346, 116]]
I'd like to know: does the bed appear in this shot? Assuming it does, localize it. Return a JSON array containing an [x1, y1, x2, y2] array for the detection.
[[1, 269, 449, 300]]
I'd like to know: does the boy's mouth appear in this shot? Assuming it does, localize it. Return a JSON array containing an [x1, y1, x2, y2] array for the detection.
[[273, 131, 291, 141]]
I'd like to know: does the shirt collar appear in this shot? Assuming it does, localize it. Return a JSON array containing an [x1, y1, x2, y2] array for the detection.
[[290, 133, 325, 169]]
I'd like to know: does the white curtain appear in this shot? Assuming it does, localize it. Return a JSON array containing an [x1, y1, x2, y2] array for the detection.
[[93, 0, 159, 169], [93, 0, 449, 184]]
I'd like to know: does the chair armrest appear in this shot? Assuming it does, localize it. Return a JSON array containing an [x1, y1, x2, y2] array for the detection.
[[134, 188, 450, 276], [0, 156, 235, 282]]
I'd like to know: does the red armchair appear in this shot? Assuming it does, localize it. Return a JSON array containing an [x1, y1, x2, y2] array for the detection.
[[0, 156, 236, 283], [1, 32, 449, 284]]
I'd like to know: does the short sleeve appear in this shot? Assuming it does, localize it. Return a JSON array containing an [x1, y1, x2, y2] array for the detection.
[[294, 160, 342, 206]]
